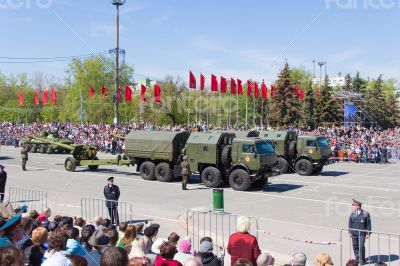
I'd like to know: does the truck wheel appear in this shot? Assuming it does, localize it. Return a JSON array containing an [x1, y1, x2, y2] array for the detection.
[[229, 169, 251, 191], [289, 141, 297, 157], [46, 145, 54, 154], [31, 144, 37, 153], [39, 144, 46, 154], [26, 144, 31, 152], [139, 161, 156, 180], [201, 167, 222, 188], [312, 165, 323, 174], [221, 145, 232, 166], [65, 157, 77, 172], [275, 157, 289, 174], [155, 163, 173, 182], [252, 177, 268, 189], [88, 157, 99, 171], [295, 159, 313, 176]]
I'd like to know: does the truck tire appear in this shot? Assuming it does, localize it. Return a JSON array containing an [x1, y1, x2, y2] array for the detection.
[[295, 159, 313, 176], [155, 163, 173, 182], [312, 165, 323, 174], [201, 167, 223, 188], [39, 144, 47, 154], [275, 157, 289, 174], [139, 161, 156, 180], [65, 157, 77, 172], [46, 145, 54, 154], [229, 169, 251, 191], [221, 145, 232, 166], [31, 144, 37, 153], [88, 157, 99, 171], [289, 141, 297, 157]]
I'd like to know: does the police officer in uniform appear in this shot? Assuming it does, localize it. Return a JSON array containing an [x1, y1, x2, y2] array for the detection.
[[181, 156, 190, 190], [104, 176, 120, 225], [349, 199, 371, 265], [0, 165, 6, 203], [21, 144, 28, 171]]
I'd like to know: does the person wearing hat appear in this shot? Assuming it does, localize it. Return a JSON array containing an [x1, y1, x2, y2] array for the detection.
[[104, 176, 120, 225], [0, 164, 6, 202], [0, 213, 24, 248], [181, 155, 190, 190], [21, 144, 28, 171], [142, 223, 160, 253], [349, 199, 371, 265]]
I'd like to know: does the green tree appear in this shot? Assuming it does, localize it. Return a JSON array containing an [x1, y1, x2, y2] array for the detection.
[[365, 75, 388, 127], [304, 81, 316, 129], [386, 94, 400, 127], [316, 75, 342, 125], [343, 74, 352, 91], [351, 71, 367, 94]]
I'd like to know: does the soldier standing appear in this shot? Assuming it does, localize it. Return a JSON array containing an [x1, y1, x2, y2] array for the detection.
[[181, 156, 190, 190], [0, 165, 6, 202], [104, 176, 120, 225], [349, 199, 371, 265], [21, 144, 28, 171]]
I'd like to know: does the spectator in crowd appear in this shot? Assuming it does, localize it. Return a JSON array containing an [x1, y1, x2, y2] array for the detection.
[[315, 253, 333, 266], [256, 252, 275, 266], [42, 228, 72, 266], [100, 218, 112, 231], [128, 235, 147, 259], [66, 226, 85, 256], [87, 229, 111, 263], [91, 216, 103, 230], [184, 258, 203, 266], [129, 257, 149, 266], [118, 224, 138, 248], [25, 226, 48, 266], [80, 225, 101, 266], [119, 222, 128, 241], [0, 246, 25, 266], [227, 216, 261, 266], [195, 239, 221, 266], [100, 247, 129, 266], [39, 208, 52, 227], [107, 227, 120, 247], [345, 259, 358, 266], [0, 164, 7, 203], [16, 215, 34, 249], [234, 259, 253, 266], [67, 254, 89, 266], [74, 217, 86, 234], [174, 238, 194, 265], [0, 213, 24, 248], [135, 223, 145, 239], [155, 240, 182, 266], [142, 223, 160, 253], [149, 238, 167, 265], [168, 232, 180, 246], [291, 252, 307, 266]]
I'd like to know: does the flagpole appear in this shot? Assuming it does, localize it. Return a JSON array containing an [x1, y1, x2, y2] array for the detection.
[[196, 90, 198, 125], [209, 91, 212, 127], [187, 88, 190, 125], [253, 89, 256, 126], [236, 91, 239, 126], [218, 92, 221, 128], [261, 97, 264, 128], [229, 93, 231, 128], [245, 95, 248, 127]]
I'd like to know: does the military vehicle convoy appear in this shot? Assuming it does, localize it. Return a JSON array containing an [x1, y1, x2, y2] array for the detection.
[[246, 130, 332, 175], [124, 131, 278, 191], [23, 133, 73, 154]]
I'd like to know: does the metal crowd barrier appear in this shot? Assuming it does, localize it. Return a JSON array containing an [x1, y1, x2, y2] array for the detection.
[[7, 187, 48, 212], [186, 210, 259, 256], [340, 228, 400, 266], [80, 197, 133, 224]]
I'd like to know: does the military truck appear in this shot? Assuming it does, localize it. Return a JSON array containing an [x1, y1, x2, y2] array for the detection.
[[247, 130, 332, 176], [124, 131, 278, 191]]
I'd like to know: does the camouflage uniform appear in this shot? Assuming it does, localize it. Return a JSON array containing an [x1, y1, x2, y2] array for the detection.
[[181, 156, 190, 190], [21, 145, 28, 171]]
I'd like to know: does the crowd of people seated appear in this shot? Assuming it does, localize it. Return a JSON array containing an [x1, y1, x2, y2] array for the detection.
[[0, 202, 391, 266]]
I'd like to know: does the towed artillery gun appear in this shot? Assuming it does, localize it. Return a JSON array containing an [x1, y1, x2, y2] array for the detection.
[[31, 138, 131, 172], [23, 134, 73, 154]]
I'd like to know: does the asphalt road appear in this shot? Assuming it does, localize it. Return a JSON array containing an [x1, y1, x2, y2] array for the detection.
[[1, 145, 399, 265]]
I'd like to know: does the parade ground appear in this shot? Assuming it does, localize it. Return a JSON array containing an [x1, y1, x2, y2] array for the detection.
[[1, 145, 400, 264]]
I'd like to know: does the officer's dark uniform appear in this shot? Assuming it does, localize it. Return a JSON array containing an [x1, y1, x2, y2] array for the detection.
[[104, 177, 120, 225], [181, 156, 190, 190], [0, 165, 7, 202], [349, 199, 371, 264], [21, 145, 28, 171]]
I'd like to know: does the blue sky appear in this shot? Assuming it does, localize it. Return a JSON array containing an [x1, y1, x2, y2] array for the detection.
[[0, 0, 399, 86]]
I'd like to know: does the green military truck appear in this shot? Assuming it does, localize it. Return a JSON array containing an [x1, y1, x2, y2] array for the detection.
[[124, 131, 278, 191], [247, 130, 332, 176]]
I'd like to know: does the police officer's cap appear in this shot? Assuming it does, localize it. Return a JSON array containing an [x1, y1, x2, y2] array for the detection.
[[352, 198, 362, 206], [107, 176, 114, 181]]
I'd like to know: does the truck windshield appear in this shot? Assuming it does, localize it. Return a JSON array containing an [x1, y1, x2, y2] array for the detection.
[[316, 138, 329, 148], [255, 142, 275, 154]]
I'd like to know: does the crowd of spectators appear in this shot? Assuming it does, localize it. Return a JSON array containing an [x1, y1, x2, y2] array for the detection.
[[0, 203, 391, 266], [1, 121, 399, 162]]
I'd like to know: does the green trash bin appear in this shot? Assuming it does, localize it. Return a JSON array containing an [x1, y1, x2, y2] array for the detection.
[[213, 188, 224, 212]]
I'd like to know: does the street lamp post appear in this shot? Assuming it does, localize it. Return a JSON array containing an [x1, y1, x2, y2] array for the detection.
[[318, 61, 326, 88], [112, 0, 126, 125]]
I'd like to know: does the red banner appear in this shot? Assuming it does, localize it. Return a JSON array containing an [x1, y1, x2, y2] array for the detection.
[[90, 87, 95, 97], [230, 78, 236, 95], [101, 86, 107, 96], [141, 84, 147, 102], [154, 84, 161, 103], [18, 91, 24, 105], [237, 79, 243, 95], [246, 81, 253, 96], [254, 82, 259, 98], [51, 89, 57, 105], [43, 89, 48, 105], [220, 76, 227, 93], [262, 83, 268, 99], [211, 74, 218, 92], [125, 85, 132, 102], [189, 71, 196, 89], [271, 85, 277, 98], [34, 91, 39, 105], [200, 74, 205, 90]]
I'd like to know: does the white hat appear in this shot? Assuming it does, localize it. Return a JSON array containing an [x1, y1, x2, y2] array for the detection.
[[151, 238, 167, 254]]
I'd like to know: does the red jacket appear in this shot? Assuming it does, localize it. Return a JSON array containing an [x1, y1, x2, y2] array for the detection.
[[155, 255, 183, 266], [227, 233, 261, 266]]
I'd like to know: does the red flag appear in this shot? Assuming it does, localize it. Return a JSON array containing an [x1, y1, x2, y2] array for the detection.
[[246, 81, 253, 96], [230, 78, 237, 95], [101, 86, 107, 96], [237, 79, 243, 95], [141, 84, 147, 102], [43, 89, 48, 105], [297, 86, 304, 100], [189, 71, 196, 89], [51, 89, 57, 105], [18, 91, 24, 105], [90, 87, 95, 97], [220, 76, 227, 93], [254, 82, 259, 98], [316, 87, 320, 97], [117, 88, 122, 102], [271, 85, 277, 98], [261, 83, 268, 99], [125, 85, 132, 102], [211, 74, 218, 91], [200, 74, 205, 91], [34, 91, 39, 105], [154, 84, 161, 103]]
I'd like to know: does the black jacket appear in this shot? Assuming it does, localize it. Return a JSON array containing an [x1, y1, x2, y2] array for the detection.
[[197, 252, 221, 266], [104, 185, 120, 208], [0, 170, 7, 189]]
